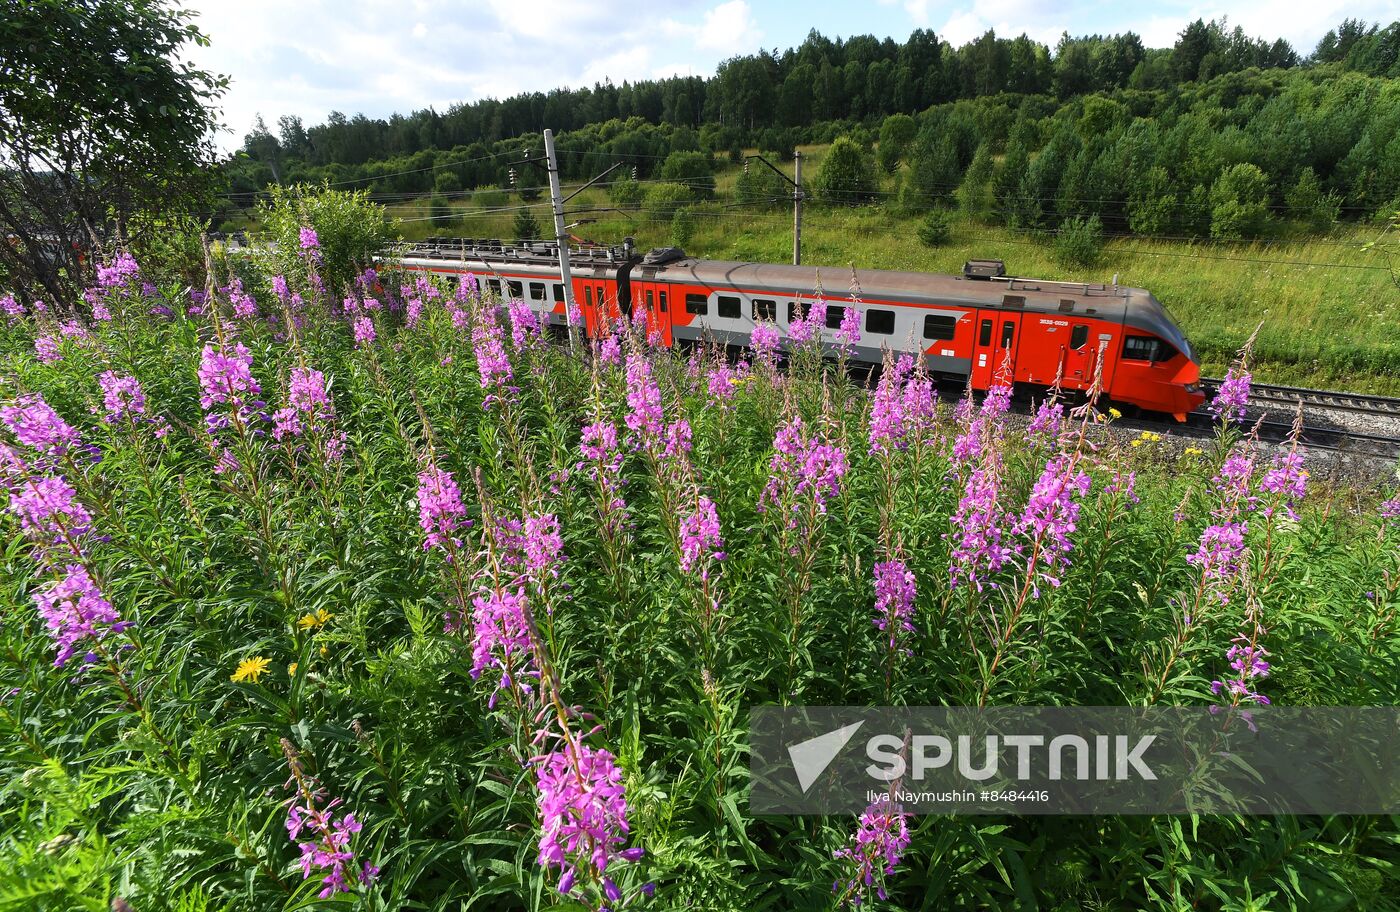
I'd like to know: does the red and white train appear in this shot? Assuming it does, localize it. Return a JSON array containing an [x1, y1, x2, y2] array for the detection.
[[395, 238, 1205, 420]]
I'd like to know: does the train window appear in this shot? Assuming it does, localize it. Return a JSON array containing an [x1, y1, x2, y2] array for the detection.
[[825, 306, 845, 329], [1122, 335, 1176, 363], [686, 293, 708, 315], [487, 279, 502, 298], [658, 291, 668, 313], [529, 282, 546, 301], [1001, 321, 1015, 348], [507, 280, 523, 299], [646, 290, 654, 309], [717, 295, 741, 319], [978, 319, 992, 346], [1070, 325, 1089, 350], [923, 315, 957, 341], [584, 286, 594, 309], [552, 284, 565, 302], [752, 298, 777, 321], [865, 309, 895, 335], [787, 301, 811, 323]]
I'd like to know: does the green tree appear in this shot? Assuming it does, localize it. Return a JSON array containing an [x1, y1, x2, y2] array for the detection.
[[430, 195, 453, 227], [991, 140, 1031, 225], [434, 171, 462, 193], [1054, 214, 1104, 267], [735, 157, 789, 207], [916, 210, 952, 247], [1285, 167, 1341, 232], [901, 133, 961, 211], [256, 183, 398, 295], [512, 207, 541, 242], [670, 207, 696, 248], [659, 151, 716, 199], [0, 0, 226, 304], [1210, 163, 1271, 239], [958, 142, 996, 220], [814, 136, 878, 205], [876, 114, 918, 173], [1128, 166, 1176, 235]]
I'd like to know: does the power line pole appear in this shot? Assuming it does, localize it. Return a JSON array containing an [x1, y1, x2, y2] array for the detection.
[[745, 152, 803, 266], [793, 150, 803, 266], [542, 128, 578, 353]]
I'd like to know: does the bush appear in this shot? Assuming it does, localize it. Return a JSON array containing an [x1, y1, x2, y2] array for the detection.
[[735, 156, 789, 207], [1054, 214, 1104, 267], [813, 136, 878, 205], [876, 114, 917, 173], [474, 187, 509, 209], [610, 177, 643, 211], [256, 182, 398, 295], [916, 210, 953, 247], [642, 182, 693, 219], [670, 207, 696, 248], [434, 171, 462, 194], [1285, 167, 1341, 232], [659, 151, 716, 199]]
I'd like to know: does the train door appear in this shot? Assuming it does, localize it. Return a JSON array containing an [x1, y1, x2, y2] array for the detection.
[[1061, 321, 1093, 389], [970, 312, 1022, 388]]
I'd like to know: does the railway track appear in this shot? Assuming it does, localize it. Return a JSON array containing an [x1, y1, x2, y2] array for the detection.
[[1199, 378, 1400, 418], [1193, 377, 1400, 459]]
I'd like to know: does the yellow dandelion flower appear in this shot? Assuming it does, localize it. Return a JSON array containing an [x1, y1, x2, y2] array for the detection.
[[297, 608, 333, 630], [1108, 408, 1123, 419], [231, 656, 270, 683], [1130, 439, 1144, 448], [288, 662, 298, 677], [1184, 446, 1204, 456], [319, 644, 328, 657]]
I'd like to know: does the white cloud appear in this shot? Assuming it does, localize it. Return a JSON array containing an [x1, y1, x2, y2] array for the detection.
[[697, 0, 763, 50]]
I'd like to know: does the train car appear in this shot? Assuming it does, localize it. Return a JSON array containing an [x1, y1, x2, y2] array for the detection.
[[395, 239, 1205, 420]]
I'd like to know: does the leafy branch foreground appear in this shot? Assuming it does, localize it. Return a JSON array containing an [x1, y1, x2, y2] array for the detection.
[[0, 248, 1397, 912]]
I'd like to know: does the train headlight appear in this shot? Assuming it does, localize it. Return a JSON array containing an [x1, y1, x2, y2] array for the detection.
[[1184, 382, 1200, 394]]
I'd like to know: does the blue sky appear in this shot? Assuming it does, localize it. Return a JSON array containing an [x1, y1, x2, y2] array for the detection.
[[185, 0, 1400, 151]]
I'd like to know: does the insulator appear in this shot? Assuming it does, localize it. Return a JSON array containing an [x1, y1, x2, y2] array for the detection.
[[631, 165, 638, 180]]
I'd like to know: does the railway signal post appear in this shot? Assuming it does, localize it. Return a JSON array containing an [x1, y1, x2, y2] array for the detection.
[[745, 151, 803, 265]]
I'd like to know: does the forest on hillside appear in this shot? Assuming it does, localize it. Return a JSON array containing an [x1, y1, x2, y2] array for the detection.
[[221, 17, 1400, 240]]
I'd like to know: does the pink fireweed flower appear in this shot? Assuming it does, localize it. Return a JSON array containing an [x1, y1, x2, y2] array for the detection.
[[471, 311, 513, 406], [760, 416, 848, 523], [286, 795, 378, 898], [34, 333, 61, 364], [679, 495, 725, 577], [1209, 366, 1251, 424], [596, 333, 622, 367], [706, 358, 740, 402], [506, 296, 543, 350], [271, 275, 291, 301], [352, 315, 376, 347], [1210, 637, 1272, 706], [1, 395, 82, 459], [1258, 450, 1307, 521], [1016, 454, 1092, 596], [97, 372, 147, 424], [96, 252, 140, 289], [1186, 522, 1248, 602], [469, 585, 534, 702], [34, 563, 128, 668], [1105, 470, 1139, 504], [299, 227, 320, 251], [1382, 495, 1400, 525], [868, 357, 913, 455], [522, 513, 564, 586], [228, 278, 258, 320], [534, 743, 643, 900], [623, 352, 664, 444], [948, 466, 1014, 591], [662, 419, 692, 460], [872, 561, 916, 654], [7, 474, 92, 547], [0, 293, 24, 322], [1027, 397, 1064, 445], [833, 799, 910, 905], [751, 320, 780, 365], [198, 342, 261, 413], [835, 304, 861, 350], [416, 464, 467, 552]]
